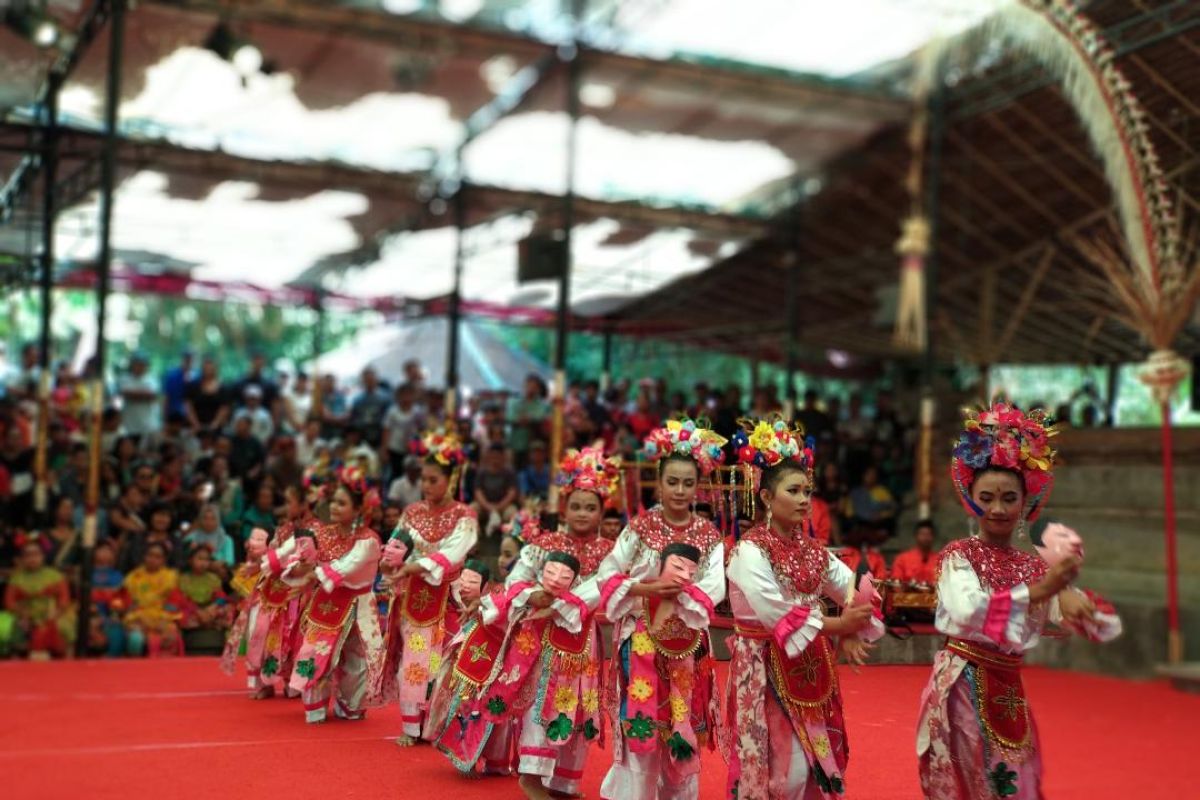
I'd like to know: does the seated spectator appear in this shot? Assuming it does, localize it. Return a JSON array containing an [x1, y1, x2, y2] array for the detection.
[[156, 453, 185, 505], [119, 503, 180, 573], [185, 356, 230, 434], [340, 425, 380, 480], [318, 374, 348, 438], [40, 495, 81, 571], [845, 465, 897, 537], [107, 483, 148, 545], [295, 416, 325, 465], [240, 483, 278, 543], [282, 371, 312, 433], [236, 385, 274, 444], [808, 493, 833, 546], [507, 374, 549, 468], [517, 440, 551, 501], [112, 435, 140, 485], [628, 391, 667, 441], [349, 367, 390, 446], [178, 545, 232, 633], [182, 503, 235, 580], [386, 455, 423, 510], [890, 519, 939, 587], [88, 542, 126, 657], [207, 454, 245, 531], [837, 524, 889, 581], [118, 542, 183, 657], [600, 508, 625, 542], [0, 426, 35, 526], [795, 389, 834, 446], [380, 503, 402, 536], [227, 416, 266, 483], [497, 534, 523, 582], [131, 460, 160, 505], [53, 443, 89, 508], [1, 537, 74, 659], [472, 443, 519, 544], [265, 435, 302, 490], [382, 382, 425, 479]]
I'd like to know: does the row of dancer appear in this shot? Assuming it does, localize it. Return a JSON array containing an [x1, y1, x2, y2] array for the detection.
[[223, 403, 1120, 800]]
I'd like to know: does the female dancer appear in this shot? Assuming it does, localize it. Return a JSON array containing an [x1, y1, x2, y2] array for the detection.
[[596, 418, 727, 800], [282, 466, 385, 723], [377, 430, 478, 745], [724, 418, 883, 799], [917, 403, 1121, 799], [222, 482, 316, 697], [460, 443, 618, 798]]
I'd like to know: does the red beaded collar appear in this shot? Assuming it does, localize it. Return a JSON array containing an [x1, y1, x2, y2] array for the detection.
[[525, 529, 614, 578], [402, 500, 475, 545], [629, 508, 722, 556], [738, 523, 828, 597], [313, 521, 376, 562], [939, 537, 1047, 592]]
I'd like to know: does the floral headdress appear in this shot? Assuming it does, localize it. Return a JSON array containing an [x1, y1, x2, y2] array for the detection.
[[729, 416, 815, 523], [731, 416, 815, 476], [409, 428, 466, 467], [641, 417, 727, 477], [333, 464, 380, 511], [556, 442, 621, 505], [951, 402, 1057, 521]]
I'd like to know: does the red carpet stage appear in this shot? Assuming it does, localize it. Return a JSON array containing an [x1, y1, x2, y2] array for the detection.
[[2, 658, 1195, 799]]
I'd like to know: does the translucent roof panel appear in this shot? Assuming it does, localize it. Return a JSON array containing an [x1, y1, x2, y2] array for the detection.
[[404, 0, 1007, 79], [340, 214, 740, 311]]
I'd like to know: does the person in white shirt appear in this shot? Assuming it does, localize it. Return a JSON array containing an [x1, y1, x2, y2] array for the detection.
[[382, 382, 425, 480], [295, 416, 325, 466], [118, 353, 160, 439], [386, 455, 423, 510], [283, 371, 314, 433], [236, 385, 274, 444]]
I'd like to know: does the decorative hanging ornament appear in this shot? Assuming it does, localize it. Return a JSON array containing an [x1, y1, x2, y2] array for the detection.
[[1138, 349, 1190, 405]]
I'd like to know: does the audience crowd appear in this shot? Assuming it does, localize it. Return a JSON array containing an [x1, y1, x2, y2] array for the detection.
[[0, 345, 926, 659]]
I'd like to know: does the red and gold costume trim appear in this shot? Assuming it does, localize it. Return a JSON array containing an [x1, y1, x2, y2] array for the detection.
[[937, 538, 1047, 592], [739, 523, 828, 597], [947, 637, 1031, 755], [629, 508, 722, 557], [525, 529, 613, 578], [402, 500, 475, 547]]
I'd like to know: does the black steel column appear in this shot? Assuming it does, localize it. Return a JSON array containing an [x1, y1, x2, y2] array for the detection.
[[38, 73, 61, 379], [33, 70, 63, 517], [547, 0, 584, 520], [600, 325, 614, 392], [77, 0, 125, 657], [445, 181, 466, 421]]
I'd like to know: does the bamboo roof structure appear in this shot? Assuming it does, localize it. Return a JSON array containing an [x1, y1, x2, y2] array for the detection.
[[0, 0, 1197, 366]]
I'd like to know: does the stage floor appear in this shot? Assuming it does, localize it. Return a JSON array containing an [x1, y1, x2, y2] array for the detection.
[[2, 657, 1194, 799]]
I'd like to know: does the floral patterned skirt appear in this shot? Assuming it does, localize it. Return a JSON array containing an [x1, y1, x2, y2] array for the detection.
[[917, 649, 1044, 800], [721, 635, 849, 800]]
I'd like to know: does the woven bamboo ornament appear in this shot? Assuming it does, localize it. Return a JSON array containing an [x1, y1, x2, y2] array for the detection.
[[893, 45, 937, 352], [939, 0, 1200, 361]]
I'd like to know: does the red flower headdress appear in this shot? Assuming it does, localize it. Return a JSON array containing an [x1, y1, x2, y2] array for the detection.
[[729, 416, 815, 522], [556, 442, 621, 505], [641, 417, 727, 477], [333, 464, 380, 517], [409, 428, 466, 468], [951, 402, 1057, 521], [731, 416, 815, 477]]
